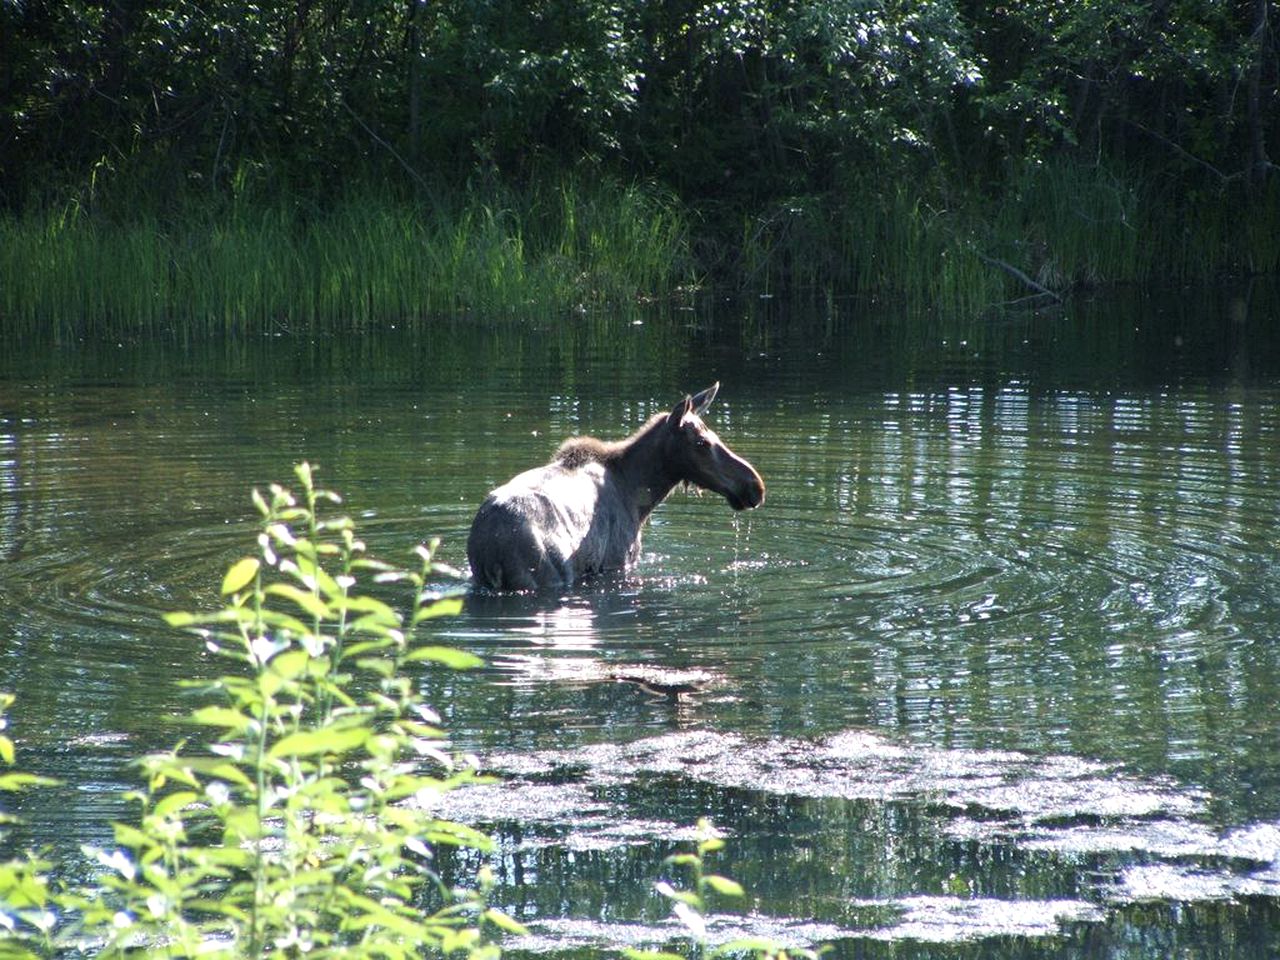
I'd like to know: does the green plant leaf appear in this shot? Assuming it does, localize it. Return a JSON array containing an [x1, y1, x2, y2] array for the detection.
[[221, 557, 260, 595], [339, 595, 400, 620], [190, 706, 252, 732], [349, 614, 403, 637], [251, 487, 269, 517], [412, 596, 464, 622], [343, 638, 397, 659], [356, 657, 395, 679], [164, 608, 257, 628], [0, 773, 59, 791], [0, 735, 13, 766], [264, 583, 330, 619], [112, 823, 153, 849], [482, 907, 530, 935], [403, 646, 483, 670], [153, 791, 199, 819], [268, 725, 368, 759], [703, 874, 745, 897], [294, 554, 348, 602]]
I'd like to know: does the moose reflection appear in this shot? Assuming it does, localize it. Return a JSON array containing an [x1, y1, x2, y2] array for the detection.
[[467, 383, 765, 591]]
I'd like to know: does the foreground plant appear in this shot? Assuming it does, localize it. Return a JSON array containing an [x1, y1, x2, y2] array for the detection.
[[63, 463, 517, 958], [630, 819, 819, 960], [0, 693, 60, 959]]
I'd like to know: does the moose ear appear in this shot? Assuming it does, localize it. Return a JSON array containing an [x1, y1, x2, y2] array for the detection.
[[667, 394, 694, 427], [691, 382, 720, 416]]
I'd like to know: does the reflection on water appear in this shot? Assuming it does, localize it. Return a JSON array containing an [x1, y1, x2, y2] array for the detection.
[[3, 284, 1280, 956]]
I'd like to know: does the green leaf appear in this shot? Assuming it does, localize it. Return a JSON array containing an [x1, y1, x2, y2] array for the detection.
[[164, 608, 257, 628], [190, 706, 252, 732], [0, 735, 13, 766], [356, 657, 395, 679], [349, 614, 403, 637], [412, 596, 464, 622], [264, 583, 330, 619], [0, 773, 59, 791], [198, 847, 254, 870], [343, 638, 397, 659], [295, 554, 344, 599], [268, 725, 368, 759], [268, 648, 314, 681], [702, 874, 745, 897], [153, 791, 199, 819], [113, 823, 153, 849], [623, 951, 687, 960], [221, 557, 260, 595], [207, 762, 253, 787], [338, 595, 399, 620], [403, 646, 483, 670], [482, 908, 530, 936]]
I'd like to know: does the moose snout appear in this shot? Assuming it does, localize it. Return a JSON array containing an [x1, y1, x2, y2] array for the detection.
[[728, 468, 766, 511]]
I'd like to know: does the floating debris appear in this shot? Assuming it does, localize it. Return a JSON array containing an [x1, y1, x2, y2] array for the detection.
[[606, 665, 717, 697], [491, 654, 719, 698]]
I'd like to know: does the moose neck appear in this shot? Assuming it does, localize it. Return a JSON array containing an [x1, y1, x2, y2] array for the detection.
[[614, 414, 684, 521]]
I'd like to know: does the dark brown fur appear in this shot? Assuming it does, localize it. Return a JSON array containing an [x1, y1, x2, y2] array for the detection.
[[553, 434, 626, 469]]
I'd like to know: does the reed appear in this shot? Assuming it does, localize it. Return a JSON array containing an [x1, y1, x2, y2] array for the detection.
[[0, 174, 694, 337], [737, 159, 1280, 315], [3, 159, 1276, 335]]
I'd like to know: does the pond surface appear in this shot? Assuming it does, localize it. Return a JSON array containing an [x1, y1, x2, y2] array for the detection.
[[3, 283, 1280, 957]]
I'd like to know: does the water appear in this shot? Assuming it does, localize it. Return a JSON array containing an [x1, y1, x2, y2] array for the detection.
[[3, 284, 1280, 956]]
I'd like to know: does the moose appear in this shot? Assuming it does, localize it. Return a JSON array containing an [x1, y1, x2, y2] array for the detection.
[[467, 383, 765, 591]]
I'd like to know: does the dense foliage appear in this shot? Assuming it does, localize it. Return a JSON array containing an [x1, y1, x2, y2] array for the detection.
[[5, 0, 1273, 196], [2, 0, 1277, 305]]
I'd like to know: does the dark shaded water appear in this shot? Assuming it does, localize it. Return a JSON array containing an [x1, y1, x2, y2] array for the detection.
[[3, 283, 1280, 956]]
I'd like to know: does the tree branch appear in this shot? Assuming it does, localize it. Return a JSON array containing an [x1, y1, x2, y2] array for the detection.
[[974, 252, 1063, 303]]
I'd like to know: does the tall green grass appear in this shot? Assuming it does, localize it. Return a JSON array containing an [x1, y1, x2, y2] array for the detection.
[[3, 159, 1277, 335], [740, 159, 1280, 315], [0, 175, 693, 337]]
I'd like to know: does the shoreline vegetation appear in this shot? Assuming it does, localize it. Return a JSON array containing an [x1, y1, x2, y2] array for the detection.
[[3, 0, 1278, 334], [4, 161, 1277, 336]]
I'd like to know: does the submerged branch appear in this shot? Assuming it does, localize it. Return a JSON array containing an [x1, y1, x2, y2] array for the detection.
[[975, 251, 1063, 303]]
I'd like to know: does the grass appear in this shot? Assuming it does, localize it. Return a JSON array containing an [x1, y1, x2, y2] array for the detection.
[[740, 160, 1280, 314], [2, 159, 1277, 337], [0, 174, 694, 338]]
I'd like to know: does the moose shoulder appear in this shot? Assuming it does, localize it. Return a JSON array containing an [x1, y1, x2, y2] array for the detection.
[[467, 383, 765, 591]]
